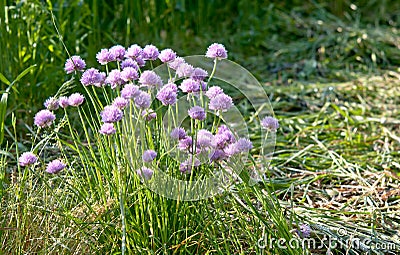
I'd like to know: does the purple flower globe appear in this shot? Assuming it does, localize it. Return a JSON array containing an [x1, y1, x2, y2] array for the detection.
[[209, 93, 233, 112], [112, 97, 129, 109], [100, 105, 124, 123], [19, 152, 38, 167], [156, 86, 177, 106], [179, 79, 200, 93], [106, 69, 125, 89], [178, 136, 193, 151], [159, 49, 176, 63], [142, 44, 159, 60], [142, 150, 157, 162], [206, 43, 228, 59], [190, 68, 208, 81], [68, 93, 85, 107], [261, 116, 279, 132], [96, 48, 115, 65], [121, 67, 139, 82], [81, 68, 106, 87], [121, 84, 140, 99], [205, 86, 224, 99], [64, 55, 86, 74], [46, 159, 66, 174], [136, 56, 146, 67], [125, 44, 143, 59], [136, 167, 153, 181], [58, 96, 69, 108], [44, 97, 59, 111], [138, 70, 163, 88], [196, 129, 213, 148], [121, 58, 139, 70], [134, 91, 152, 109], [100, 123, 116, 135], [168, 57, 185, 70], [209, 149, 226, 162], [176, 63, 194, 78], [188, 106, 206, 121], [34, 109, 56, 128], [170, 127, 186, 140], [109, 45, 126, 61]]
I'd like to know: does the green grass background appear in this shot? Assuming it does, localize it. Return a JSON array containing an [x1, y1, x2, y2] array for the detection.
[[1, 0, 399, 254]]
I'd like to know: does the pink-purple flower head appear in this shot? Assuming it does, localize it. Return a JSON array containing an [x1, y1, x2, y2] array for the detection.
[[156, 86, 177, 106], [121, 84, 140, 99], [188, 106, 206, 121], [298, 224, 312, 238], [168, 57, 185, 70], [142, 150, 157, 162], [178, 136, 193, 151], [58, 96, 69, 108], [121, 67, 139, 82], [225, 138, 252, 156], [64, 55, 86, 74], [46, 159, 66, 174], [136, 167, 153, 181], [212, 132, 230, 149], [101, 105, 123, 123], [109, 45, 126, 61], [81, 68, 106, 87], [209, 93, 233, 112], [136, 56, 146, 67], [68, 93, 85, 107], [142, 44, 159, 60], [142, 109, 156, 121], [96, 48, 115, 65], [206, 43, 228, 60], [236, 138, 253, 152], [125, 44, 143, 59], [138, 70, 163, 89], [100, 123, 116, 135], [217, 126, 236, 144], [121, 58, 139, 70], [112, 97, 129, 109], [261, 116, 279, 132], [159, 49, 176, 63], [163, 82, 178, 92], [34, 109, 55, 128], [209, 149, 226, 162], [176, 63, 194, 78], [106, 69, 125, 89], [170, 127, 186, 140], [180, 79, 200, 93], [191, 68, 208, 81], [19, 152, 38, 167], [196, 129, 213, 148], [180, 155, 200, 174], [44, 97, 59, 111], [206, 86, 224, 99], [134, 91, 152, 109]]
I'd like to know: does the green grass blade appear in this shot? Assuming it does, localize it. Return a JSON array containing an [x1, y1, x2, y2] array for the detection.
[[0, 73, 10, 86], [0, 92, 8, 145]]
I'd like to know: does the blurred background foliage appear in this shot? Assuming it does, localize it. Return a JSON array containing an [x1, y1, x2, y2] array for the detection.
[[0, 0, 399, 142]]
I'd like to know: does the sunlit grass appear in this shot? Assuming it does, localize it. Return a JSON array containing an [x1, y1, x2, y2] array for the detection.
[[1, 1, 400, 254]]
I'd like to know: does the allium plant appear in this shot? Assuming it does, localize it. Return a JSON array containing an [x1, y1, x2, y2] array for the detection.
[[19, 42, 282, 254], [25, 42, 279, 194]]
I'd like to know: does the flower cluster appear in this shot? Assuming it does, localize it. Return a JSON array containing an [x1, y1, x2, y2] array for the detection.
[[30, 42, 278, 181]]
